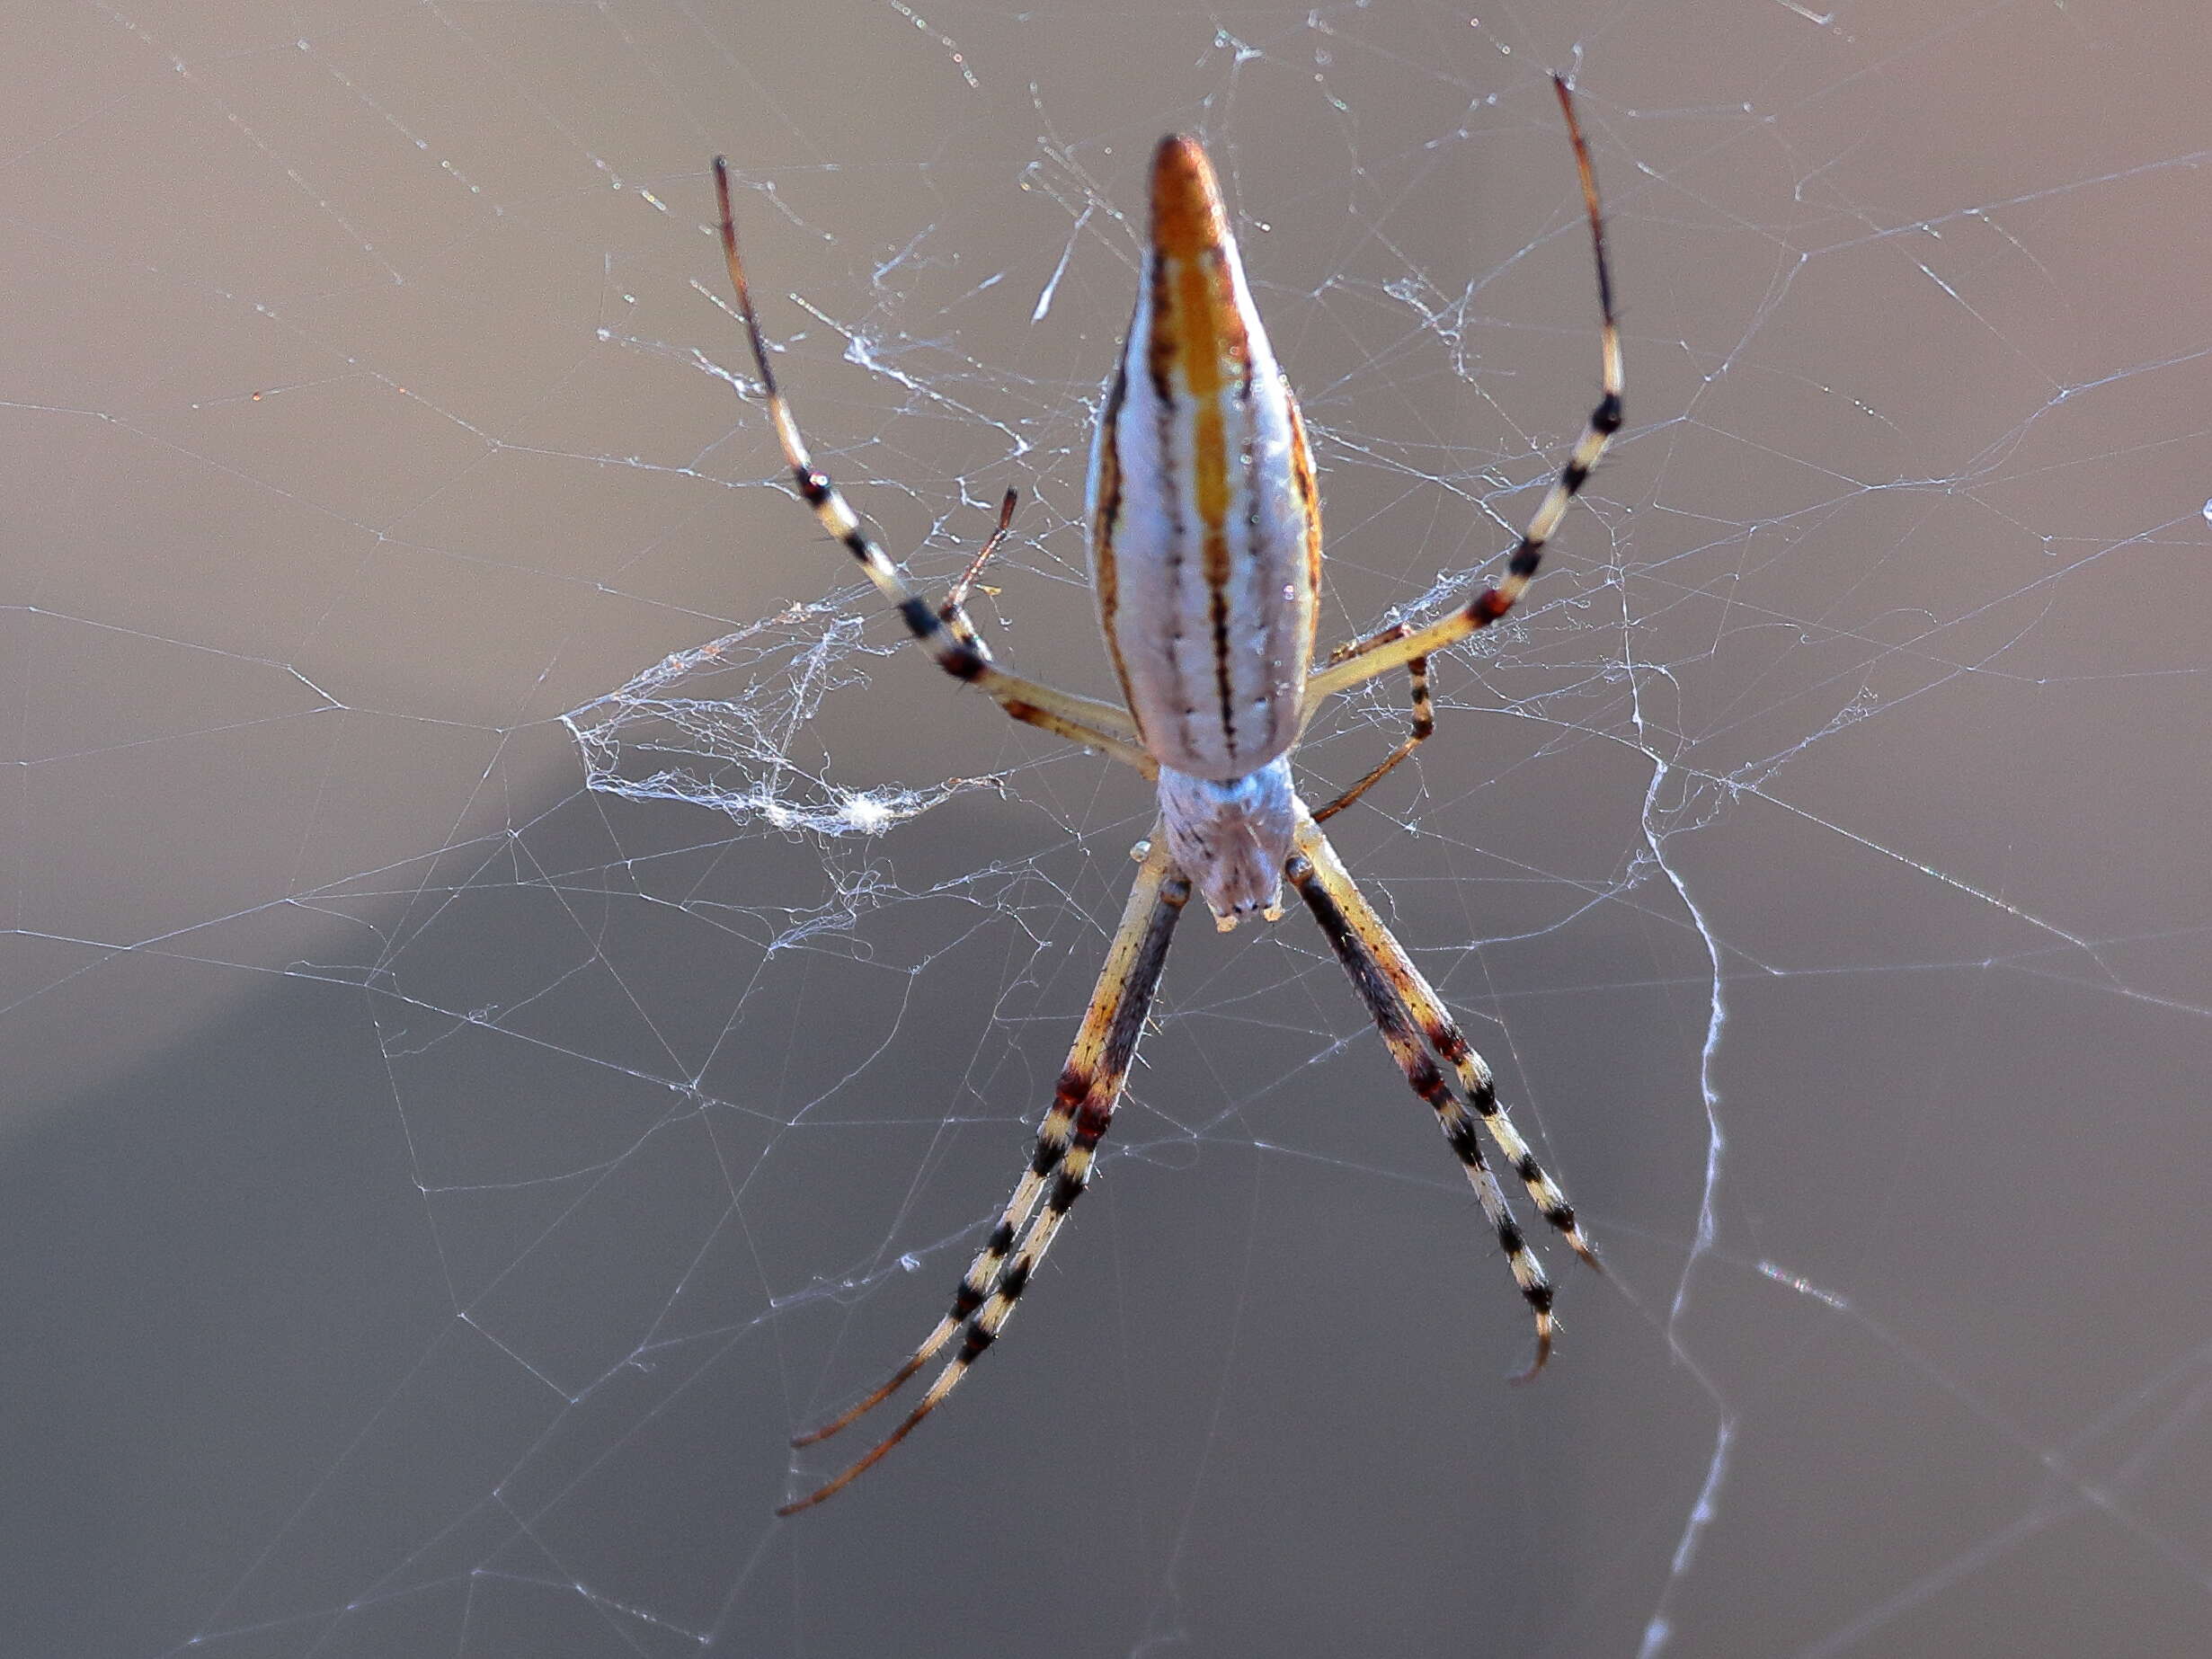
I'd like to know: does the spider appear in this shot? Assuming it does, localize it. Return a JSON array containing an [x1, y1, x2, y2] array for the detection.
[[715, 75, 1622, 1514]]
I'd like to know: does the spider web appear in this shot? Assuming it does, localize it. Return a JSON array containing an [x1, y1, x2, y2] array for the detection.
[[8, 1, 2212, 1654]]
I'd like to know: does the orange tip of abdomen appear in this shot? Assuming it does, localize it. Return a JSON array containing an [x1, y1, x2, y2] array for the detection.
[[1150, 135, 1230, 262]]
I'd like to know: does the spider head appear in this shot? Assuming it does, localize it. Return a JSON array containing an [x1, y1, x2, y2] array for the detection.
[[1156, 759, 1296, 931]]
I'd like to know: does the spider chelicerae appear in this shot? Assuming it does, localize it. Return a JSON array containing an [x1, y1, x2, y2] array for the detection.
[[713, 75, 1622, 1514]]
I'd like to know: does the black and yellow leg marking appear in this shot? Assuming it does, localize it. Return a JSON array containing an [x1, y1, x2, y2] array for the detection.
[[1310, 620, 1432, 822], [1303, 75, 1622, 714], [712, 161, 1154, 776], [778, 832, 1191, 1513], [1421, 1016, 1598, 1271], [1287, 810, 1596, 1376]]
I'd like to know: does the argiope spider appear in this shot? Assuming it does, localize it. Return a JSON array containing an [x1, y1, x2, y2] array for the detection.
[[717, 75, 1623, 1515]]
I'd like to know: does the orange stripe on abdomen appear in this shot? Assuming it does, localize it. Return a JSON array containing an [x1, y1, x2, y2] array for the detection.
[[1153, 138, 1248, 753]]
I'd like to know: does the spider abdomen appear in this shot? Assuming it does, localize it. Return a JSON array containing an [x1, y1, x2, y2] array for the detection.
[[1088, 134, 1322, 788]]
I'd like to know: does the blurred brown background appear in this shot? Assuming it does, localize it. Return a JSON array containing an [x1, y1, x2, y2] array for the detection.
[[5, 1, 2210, 1655]]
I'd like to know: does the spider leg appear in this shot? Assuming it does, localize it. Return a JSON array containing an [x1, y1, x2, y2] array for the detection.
[[935, 486, 1018, 660], [778, 831, 1191, 1513], [1286, 808, 1595, 1379], [1303, 75, 1621, 714], [1311, 621, 1431, 822], [712, 161, 1152, 776]]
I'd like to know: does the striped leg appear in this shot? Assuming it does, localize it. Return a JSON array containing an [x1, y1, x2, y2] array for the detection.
[[778, 832, 1191, 1513], [1311, 620, 1432, 822], [1287, 809, 1595, 1378], [1303, 75, 1621, 713], [712, 161, 1153, 776]]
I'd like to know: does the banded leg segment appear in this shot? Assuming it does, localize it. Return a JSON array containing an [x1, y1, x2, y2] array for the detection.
[[712, 161, 1151, 775], [1288, 809, 1595, 1376], [1311, 620, 1432, 822], [1303, 75, 1622, 714], [777, 831, 1191, 1513]]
